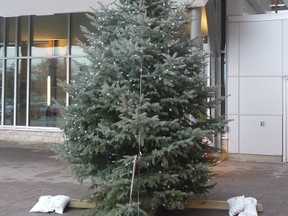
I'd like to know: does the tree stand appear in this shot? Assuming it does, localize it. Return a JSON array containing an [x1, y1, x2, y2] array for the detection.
[[67, 198, 264, 215]]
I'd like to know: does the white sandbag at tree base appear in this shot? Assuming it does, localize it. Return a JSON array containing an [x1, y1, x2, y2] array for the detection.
[[227, 195, 258, 216], [30, 195, 70, 214]]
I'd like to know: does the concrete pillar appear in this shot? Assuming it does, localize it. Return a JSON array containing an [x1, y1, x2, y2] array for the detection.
[[190, 7, 202, 41]]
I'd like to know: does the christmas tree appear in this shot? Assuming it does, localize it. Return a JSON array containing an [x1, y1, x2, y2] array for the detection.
[[56, 0, 225, 215]]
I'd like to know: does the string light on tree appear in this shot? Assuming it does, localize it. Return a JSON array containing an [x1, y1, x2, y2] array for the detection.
[[56, 0, 225, 215]]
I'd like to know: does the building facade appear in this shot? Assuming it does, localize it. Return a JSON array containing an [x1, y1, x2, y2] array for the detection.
[[2, 0, 287, 162], [226, 0, 288, 162], [0, 0, 209, 149], [0, 0, 116, 148]]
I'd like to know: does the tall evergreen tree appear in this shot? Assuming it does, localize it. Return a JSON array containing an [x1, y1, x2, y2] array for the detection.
[[56, 0, 224, 215]]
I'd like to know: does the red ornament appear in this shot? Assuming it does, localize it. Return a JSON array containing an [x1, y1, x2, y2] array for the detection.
[[204, 150, 211, 158]]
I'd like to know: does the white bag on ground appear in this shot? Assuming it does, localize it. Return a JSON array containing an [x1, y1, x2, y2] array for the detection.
[[30, 195, 70, 214], [227, 195, 245, 216], [238, 197, 258, 216], [30, 195, 54, 213]]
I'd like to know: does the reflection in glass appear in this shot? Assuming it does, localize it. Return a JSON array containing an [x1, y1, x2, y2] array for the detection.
[[19, 16, 29, 57], [17, 59, 27, 126], [30, 58, 66, 127], [71, 57, 91, 81], [32, 14, 68, 57], [6, 18, 16, 58], [69, 58, 91, 105], [71, 13, 94, 56], [0, 13, 90, 128], [0, 17, 4, 58], [0, 59, 2, 124], [4, 59, 15, 125]]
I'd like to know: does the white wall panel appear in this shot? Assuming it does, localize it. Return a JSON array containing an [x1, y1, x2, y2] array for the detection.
[[227, 22, 239, 77], [239, 115, 282, 155], [284, 19, 288, 76], [227, 115, 239, 153], [227, 14, 288, 157], [227, 77, 239, 114], [239, 20, 282, 76], [239, 77, 282, 115]]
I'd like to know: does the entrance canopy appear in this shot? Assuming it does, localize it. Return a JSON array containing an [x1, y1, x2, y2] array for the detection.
[[0, 0, 208, 17], [0, 0, 108, 17]]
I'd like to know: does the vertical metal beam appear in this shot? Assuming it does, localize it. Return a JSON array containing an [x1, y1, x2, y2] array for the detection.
[[26, 16, 32, 126], [205, 0, 223, 148], [282, 78, 288, 162], [1, 18, 6, 126], [14, 17, 20, 126], [66, 13, 71, 107], [221, 0, 226, 116]]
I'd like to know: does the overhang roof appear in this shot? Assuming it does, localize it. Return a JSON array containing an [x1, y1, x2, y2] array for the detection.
[[0, 0, 210, 17]]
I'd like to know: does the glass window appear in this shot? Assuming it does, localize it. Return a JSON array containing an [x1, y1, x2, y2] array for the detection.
[[0, 59, 2, 124], [6, 18, 16, 58], [17, 59, 27, 126], [32, 14, 68, 57], [4, 59, 15, 125], [30, 58, 66, 127], [0, 18, 4, 58], [71, 57, 91, 81], [18, 16, 29, 57], [71, 13, 93, 56], [0, 19, 3, 124], [0, 13, 91, 128]]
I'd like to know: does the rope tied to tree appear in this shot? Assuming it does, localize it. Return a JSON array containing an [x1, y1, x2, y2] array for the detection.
[[129, 155, 138, 207]]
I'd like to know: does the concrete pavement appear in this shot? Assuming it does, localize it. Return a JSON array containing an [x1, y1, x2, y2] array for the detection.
[[158, 160, 288, 215], [0, 147, 90, 216], [1, 147, 288, 215]]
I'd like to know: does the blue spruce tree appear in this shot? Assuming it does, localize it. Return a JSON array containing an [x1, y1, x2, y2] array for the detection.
[[56, 0, 225, 215]]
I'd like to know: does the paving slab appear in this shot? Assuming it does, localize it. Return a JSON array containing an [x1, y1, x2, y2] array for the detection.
[[0, 147, 90, 216], [1, 147, 288, 215], [158, 160, 288, 216]]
